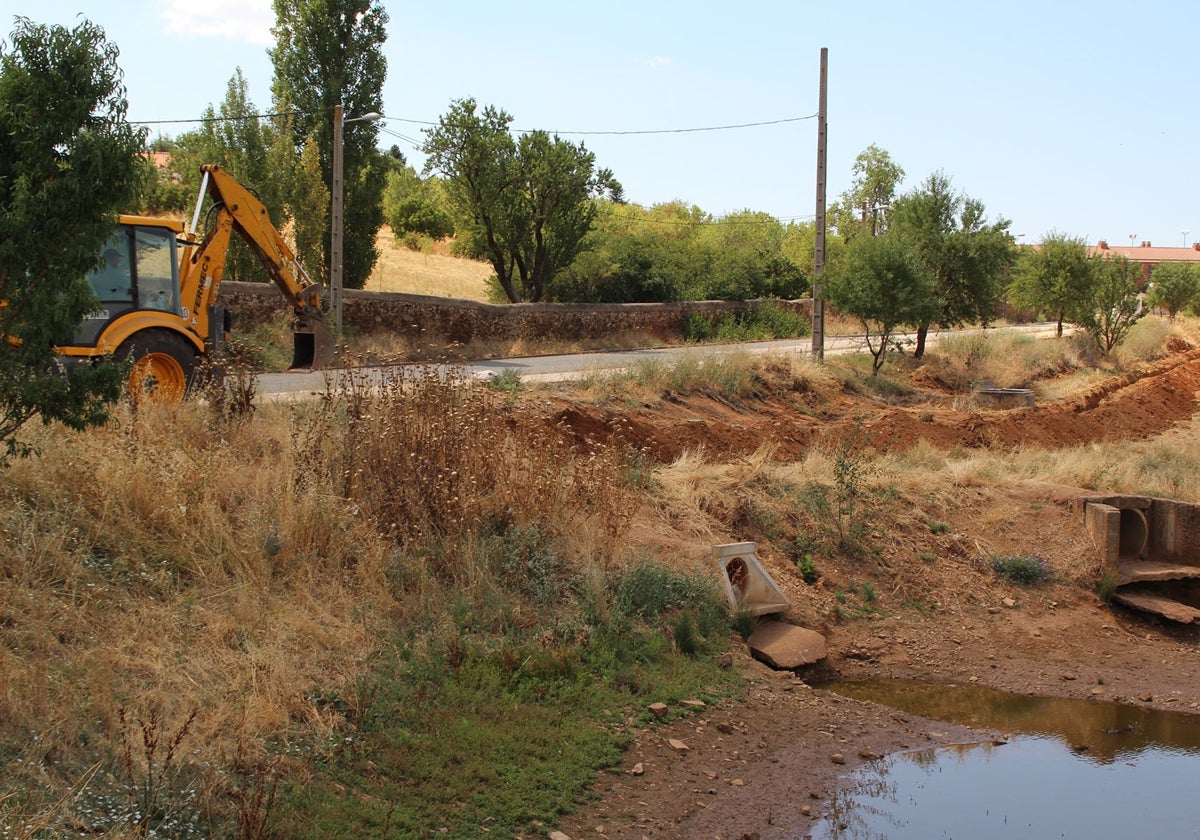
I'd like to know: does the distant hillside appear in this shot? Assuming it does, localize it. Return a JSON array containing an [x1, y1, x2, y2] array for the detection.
[[365, 227, 493, 302]]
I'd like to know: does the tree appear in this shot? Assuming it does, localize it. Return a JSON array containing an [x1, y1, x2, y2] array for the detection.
[[694, 211, 807, 300], [1146, 262, 1200, 318], [824, 234, 938, 374], [1081, 254, 1144, 352], [197, 69, 280, 283], [889, 172, 1013, 357], [0, 17, 146, 459], [423, 98, 620, 303], [383, 163, 454, 243], [1007, 232, 1095, 336], [290, 134, 331, 280], [551, 201, 708, 303], [270, 0, 388, 289], [138, 137, 193, 215], [829, 144, 905, 241], [782, 219, 847, 282]]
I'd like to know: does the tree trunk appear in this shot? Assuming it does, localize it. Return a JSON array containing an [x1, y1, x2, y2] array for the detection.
[[913, 323, 929, 359]]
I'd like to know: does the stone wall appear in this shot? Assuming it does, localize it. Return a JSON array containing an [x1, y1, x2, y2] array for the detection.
[[221, 281, 812, 344]]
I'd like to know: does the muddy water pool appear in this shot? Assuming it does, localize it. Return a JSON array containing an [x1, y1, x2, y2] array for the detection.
[[810, 680, 1200, 839]]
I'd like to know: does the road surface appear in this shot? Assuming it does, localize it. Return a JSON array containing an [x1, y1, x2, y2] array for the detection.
[[256, 323, 1063, 399]]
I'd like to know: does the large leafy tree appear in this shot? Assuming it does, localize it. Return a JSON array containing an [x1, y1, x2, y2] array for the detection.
[[271, 0, 388, 289], [889, 172, 1013, 357], [693, 210, 807, 300], [830, 144, 905, 241], [552, 201, 708, 303], [824, 233, 938, 374], [782, 219, 847, 282], [1146, 261, 1200, 318], [383, 161, 454, 243], [1008, 232, 1095, 336], [423, 98, 620, 303], [196, 69, 282, 283], [1081, 254, 1143, 352], [0, 16, 146, 458]]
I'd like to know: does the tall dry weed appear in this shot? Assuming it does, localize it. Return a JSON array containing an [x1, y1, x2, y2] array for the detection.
[[330, 366, 637, 586], [0, 397, 395, 830], [924, 330, 1087, 391]]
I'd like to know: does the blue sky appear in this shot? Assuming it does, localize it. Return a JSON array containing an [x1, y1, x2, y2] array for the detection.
[[6, 0, 1199, 248]]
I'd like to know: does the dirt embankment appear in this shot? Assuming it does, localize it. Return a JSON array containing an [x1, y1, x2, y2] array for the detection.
[[549, 350, 1200, 840], [546, 349, 1200, 462]]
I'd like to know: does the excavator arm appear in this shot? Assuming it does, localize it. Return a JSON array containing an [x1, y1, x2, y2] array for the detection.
[[179, 164, 334, 369]]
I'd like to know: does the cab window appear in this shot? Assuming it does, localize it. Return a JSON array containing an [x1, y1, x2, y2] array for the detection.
[[134, 226, 180, 313], [86, 233, 134, 304]]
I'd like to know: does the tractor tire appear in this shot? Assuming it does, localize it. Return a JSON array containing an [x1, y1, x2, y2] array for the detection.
[[116, 329, 198, 406]]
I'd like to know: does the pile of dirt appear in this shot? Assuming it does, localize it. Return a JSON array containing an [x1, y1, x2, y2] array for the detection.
[[543, 348, 1200, 840]]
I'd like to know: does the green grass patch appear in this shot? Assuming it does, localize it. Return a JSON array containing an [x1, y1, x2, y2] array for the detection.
[[279, 563, 742, 839]]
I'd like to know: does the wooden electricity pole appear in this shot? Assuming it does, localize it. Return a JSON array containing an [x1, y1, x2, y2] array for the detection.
[[811, 47, 828, 361]]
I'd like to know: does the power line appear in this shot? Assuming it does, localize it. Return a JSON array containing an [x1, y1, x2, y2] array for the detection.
[[383, 113, 818, 136], [377, 125, 424, 147], [135, 110, 815, 224], [134, 110, 818, 136], [534, 113, 819, 136], [132, 109, 311, 126], [624, 212, 816, 228]]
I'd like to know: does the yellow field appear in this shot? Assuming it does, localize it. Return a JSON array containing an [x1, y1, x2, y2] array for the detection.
[[365, 227, 493, 301]]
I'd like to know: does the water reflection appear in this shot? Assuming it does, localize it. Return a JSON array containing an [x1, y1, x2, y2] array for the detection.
[[823, 679, 1200, 763], [809, 681, 1200, 839]]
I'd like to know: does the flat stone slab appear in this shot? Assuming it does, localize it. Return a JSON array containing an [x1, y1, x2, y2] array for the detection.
[[1113, 591, 1200, 624], [748, 620, 827, 669], [1117, 560, 1200, 586]]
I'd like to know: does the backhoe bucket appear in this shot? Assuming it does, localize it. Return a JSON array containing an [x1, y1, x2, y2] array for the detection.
[[290, 318, 335, 370]]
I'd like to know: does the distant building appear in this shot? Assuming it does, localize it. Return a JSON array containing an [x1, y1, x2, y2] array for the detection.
[[1090, 240, 1200, 284], [146, 150, 183, 184]]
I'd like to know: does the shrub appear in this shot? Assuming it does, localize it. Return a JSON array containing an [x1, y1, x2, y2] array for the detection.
[[795, 554, 819, 584], [682, 302, 810, 343], [1097, 571, 1119, 603], [986, 553, 1052, 586]]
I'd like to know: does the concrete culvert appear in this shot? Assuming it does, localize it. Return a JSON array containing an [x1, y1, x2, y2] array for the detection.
[[1118, 507, 1149, 558]]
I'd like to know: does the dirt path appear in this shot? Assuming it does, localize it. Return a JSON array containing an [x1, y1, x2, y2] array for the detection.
[[549, 349, 1200, 840]]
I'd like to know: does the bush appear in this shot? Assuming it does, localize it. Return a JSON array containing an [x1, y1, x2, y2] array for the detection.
[[986, 553, 1052, 586], [683, 302, 810, 343]]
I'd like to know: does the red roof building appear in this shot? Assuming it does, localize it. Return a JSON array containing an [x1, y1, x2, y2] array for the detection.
[[1090, 240, 1200, 283]]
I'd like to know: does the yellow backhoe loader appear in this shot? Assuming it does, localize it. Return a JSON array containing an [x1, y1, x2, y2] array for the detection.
[[56, 163, 334, 402]]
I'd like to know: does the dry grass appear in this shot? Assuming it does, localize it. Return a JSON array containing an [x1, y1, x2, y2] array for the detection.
[[887, 414, 1200, 503], [3, 313, 1199, 833], [0, 371, 641, 832], [574, 351, 838, 407], [364, 227, 493, 301], [0, 402, 392, 771]]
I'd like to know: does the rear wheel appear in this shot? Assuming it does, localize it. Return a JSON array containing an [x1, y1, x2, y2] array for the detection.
[[116, 330, 198, 406]]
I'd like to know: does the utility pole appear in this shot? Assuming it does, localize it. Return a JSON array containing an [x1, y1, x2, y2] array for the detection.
[[330, 104, 381, 337], [331, 104, 345, 336], [812, 47, 828, 361]]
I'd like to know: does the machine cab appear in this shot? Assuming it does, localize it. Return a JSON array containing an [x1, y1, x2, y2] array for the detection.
[[72, 217, 183, 346]]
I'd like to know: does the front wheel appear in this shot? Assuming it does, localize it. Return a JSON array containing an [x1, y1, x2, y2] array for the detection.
[[116, 329, 198, 406]]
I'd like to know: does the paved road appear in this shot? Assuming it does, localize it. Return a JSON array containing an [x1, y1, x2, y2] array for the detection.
[[256, 322, 1063, 398]]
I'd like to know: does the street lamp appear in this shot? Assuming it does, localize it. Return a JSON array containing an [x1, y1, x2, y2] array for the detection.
[[1128, 233, 1138, 249], [331, 103, 382, 336]]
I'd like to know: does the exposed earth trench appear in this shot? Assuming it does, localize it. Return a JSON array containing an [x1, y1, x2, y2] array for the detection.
[[547, 348, 1200, 840]]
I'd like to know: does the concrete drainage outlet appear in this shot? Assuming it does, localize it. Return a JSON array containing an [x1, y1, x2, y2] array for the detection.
[[1119, 507, 1149, 558], [976, 387, 1035, 408]]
